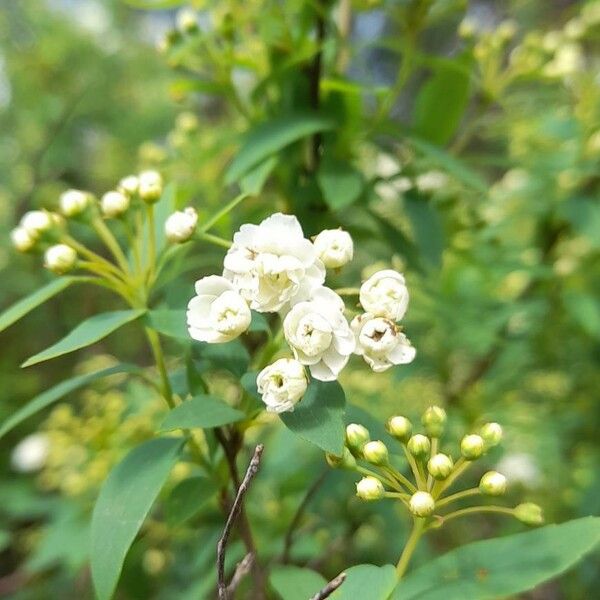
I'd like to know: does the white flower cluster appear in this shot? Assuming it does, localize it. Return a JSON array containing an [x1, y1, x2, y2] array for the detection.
[[187, 213, 415, 413]]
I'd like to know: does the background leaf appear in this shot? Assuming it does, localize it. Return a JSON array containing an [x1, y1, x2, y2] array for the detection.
[[280, 379, 346, 454], [392, 517, 600, 600], [91, 437, 183, 600], [270, 565, 327, 599], [159, 395, 244, 432], [22, 309, 146, 367], [165, 476, 216, 525], [331, 564, 398, 599], [146, 309, 187, 339], [317, 157, 365, 211]]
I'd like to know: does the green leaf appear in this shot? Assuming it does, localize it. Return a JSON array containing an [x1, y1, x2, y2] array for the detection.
[[404, 192, 445, 269], [225, 113, 335, 184], [280, 380, 346, 455], [564, 292, 600, 339], [0, 364, 141, 440], [413, 58, 472, 146], [165, 476, 216, 525], [0, 277, 75, 334], [240, 155, 279, 195], [22, 309, 146, 367], [193, 339, 250, 378], [91, 437, 183, 600], [159, 395, 244, 432], [317, 157, 365, 211], [270, 565, 327, 600], [249, 312, 270, 334], [392, 517, 600, 600], [332, 565, 397, 599], [146, 310, 187, 339]]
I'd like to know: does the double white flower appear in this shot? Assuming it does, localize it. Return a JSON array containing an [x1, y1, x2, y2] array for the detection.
[[257, 358, 308, 413], [359, 269, 409, 321], [223, 213, 325, 313], [283, 287, 355, 381]]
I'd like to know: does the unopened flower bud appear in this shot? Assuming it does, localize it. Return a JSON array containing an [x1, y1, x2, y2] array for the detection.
[[407, 434, 430, 458], [326, 447, 357, 470], [356, 476, 384, 501], [514, 502, 544, 526], [479, 471, 507, 496], [345, 423, 370, 454], [313, 229, 354, 269], [138, 170, 163, 203], [176, 8, 198, 33], [386, 415, 412, 442], [480, 422, 503, 448], [101, 191, 129, 218], [118, 175, 139, 197], [422, 406, 447, 438], [44, 244, 77, 274], [59, 189, 91, 218], [21, 210, 53, 237], [461, 434, 485, 460], [165, 207, 198, 243], [11, 227, 36, 252], [427, 453, 454, 480], [409, 491, 435, 517], [362, 441, 389, 466]]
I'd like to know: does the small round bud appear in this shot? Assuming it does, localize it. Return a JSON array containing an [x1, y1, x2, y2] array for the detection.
[[138, 170, 163, 203], [345, 423, 370, 453], [514, 502, 544, 526], [407, 434, 431, 458], [326, 447, 357, 470], [427, 453, 454, 480], [386, 416, 412, 442], [101, 191, 129, 218], [165, 207, 198, 243], [118, 175, 139, 197], [44, 244, 77, 274], [313, 229, 354, 269], [176, 8, 198, 33], [356, 476, 384, 501], [480, 422, 503, 448], [21, 210, 53, 237], [59, 189, 90, 218], [421, 406, 447, 438], [460, 434, 485, 460], [362, 441, 389, 466], [11, 227, 36, 252], [409, 491, 435, 517], [479, 471, 507, 496]]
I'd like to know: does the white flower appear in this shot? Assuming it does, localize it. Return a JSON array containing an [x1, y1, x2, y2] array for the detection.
[[101, 190, 129, 218], [496, 453, 541, 488], [313, 229, 354, 269], [59, 189, 90, 217], [256, 358, 308, 413], [21, 210, 53, 237], [118, 175, 139, 196], [176, 8, 198, 33], [44, 244, 77, 274], [187, 275, 251, 343], [223, 213, 325, 313], [359, 269, 409, 321], [165, 207, 198, 243], [283, 287, 355, 381], [416, 170, 449, 192], [138, 170, 163, 203], [11, 227, 36, 252], [351, 313, 416, 373], [11, 433, 49, 473]]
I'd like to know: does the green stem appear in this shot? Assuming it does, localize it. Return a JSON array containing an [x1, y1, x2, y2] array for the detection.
[[404, 446, 426, 490], [199, 192, 249, 233], [435, 487, 480, 509], [356, 466, 402, 492], [427, 437, 438, 490], [384, 465, 417, 493], [396, 518, 426, 578], [196, 231, 232, 249], [146, 205, 157, 285], [436, 457, 471, 497], [63, 235, 125, 280], [144, 326, 175, 409], [91, 216, 132, 274], [334, 287, 360, 296], [438, 505, 515, 525]]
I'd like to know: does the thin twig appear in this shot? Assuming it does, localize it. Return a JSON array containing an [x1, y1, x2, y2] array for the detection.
[[217, 444, 264, 600], [309, 573, 347, 600], [226, 553, 255, 596]]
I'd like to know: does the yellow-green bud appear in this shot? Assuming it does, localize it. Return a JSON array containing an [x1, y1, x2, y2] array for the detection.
[[480, 422, 503, 448], [479, 471, 507, 496], [44, 244, 77, 275], [460, 434, 485, 460], [20, 210, 54, 238], [356, 476, 384, 501], [514, 502, 544, 526], [101, 191, 129, 218], [386, 415, 412, 442], [362, 441, 389, 466], [10, 227, 36, 253], [345, 423, 370, 453], [407, 434, 430, 458], [427, 453, 454, 480], [409, 491, 435, 517], [422, 406, 447, 438], [59, 189, 91, 218], [138, 170, 163, 204], [326, 448, 357, 470], [118, 175, 139, 197]]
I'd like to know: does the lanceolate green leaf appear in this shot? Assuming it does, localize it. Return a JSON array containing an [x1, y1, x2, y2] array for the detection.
[[0, 364, 142, 440], [146, 310, 187, 339], [91, 437, 183, 600], [280, 380, 346, 455], [225, 113, 335, 184], [332, 564, 397, 599], [392, 517, 600, 600], [22, 309, 146, 367], [165, 476, 216, 525], [317, 157, 365, 211], [159, 395, 244, 432], [0, 277, 76, 334], [270, 566, 327, 600]]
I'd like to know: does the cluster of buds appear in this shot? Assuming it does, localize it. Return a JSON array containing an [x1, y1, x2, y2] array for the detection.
[[327, 407, 544, 529]]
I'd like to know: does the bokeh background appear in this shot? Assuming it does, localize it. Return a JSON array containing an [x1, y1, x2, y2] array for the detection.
[[0, 1, 599, 598]]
